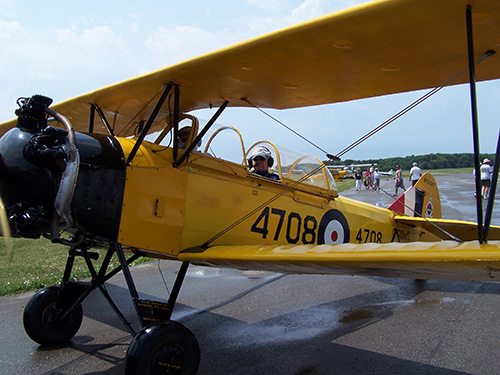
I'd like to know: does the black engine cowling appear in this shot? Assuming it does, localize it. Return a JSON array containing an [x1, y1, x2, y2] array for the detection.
[[0, 95, 126, 241]]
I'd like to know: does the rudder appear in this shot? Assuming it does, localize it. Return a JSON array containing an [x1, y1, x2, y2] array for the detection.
[[389, 172, 441, 219], [415, 172, 441, 219]]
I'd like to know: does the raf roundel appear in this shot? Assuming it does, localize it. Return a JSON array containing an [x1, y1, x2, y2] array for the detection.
[[426, 201, 434, 218], [317, 209, 350, 245]]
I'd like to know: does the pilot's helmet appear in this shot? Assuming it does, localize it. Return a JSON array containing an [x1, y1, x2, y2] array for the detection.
[[178, 126, 201, 149], [178, 126, 191, 139], [248, 146, 274, 168]]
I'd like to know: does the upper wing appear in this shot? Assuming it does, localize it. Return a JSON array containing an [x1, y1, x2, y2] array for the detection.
[[178, 240, 500, 282], [2, 0, 500, 136]]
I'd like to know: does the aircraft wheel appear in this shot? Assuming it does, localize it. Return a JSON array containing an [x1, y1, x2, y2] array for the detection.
[[23, 285, 83, 346], [125, 321, 200, 375]]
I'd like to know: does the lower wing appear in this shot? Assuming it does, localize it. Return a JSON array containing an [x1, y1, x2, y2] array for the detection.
[[179, 241, 500, 282]]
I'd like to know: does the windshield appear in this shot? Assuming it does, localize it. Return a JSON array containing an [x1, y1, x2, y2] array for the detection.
[[283, 154, 336, 191], [246, 141, 336, 191], [147, 117, 337, 192]]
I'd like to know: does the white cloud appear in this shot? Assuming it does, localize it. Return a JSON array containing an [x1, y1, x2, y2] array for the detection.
[[144, 25, 232, 68], [290, 0, 331, 22], [52, 25, 132, 81], [0, 19, 26, 39], [145, 25, 213, 52], [246, 0, 291, 13], [57, 25, 124, 50]]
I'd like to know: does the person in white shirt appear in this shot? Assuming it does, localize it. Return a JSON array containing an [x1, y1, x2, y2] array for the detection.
[[480, 158, 493, 199], [409, 162, 422, 186], [373, 168, 381, 192]]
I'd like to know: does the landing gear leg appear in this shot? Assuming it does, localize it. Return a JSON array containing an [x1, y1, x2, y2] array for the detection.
[[112, 244, 200, 374], [23, 240, 141, 345]]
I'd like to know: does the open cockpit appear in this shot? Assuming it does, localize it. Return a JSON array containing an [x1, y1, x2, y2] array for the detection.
[[147, 114, 338, 198]]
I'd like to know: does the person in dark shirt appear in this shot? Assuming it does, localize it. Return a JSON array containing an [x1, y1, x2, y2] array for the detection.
[[355, 168, 363, 191], [247, 146, 280, 180]]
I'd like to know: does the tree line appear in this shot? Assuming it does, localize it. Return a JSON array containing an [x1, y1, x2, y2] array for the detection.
[[341, 152, 496, 171]]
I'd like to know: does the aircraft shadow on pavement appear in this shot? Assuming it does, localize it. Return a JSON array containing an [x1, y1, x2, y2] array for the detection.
[[38, 275, 488, 375]]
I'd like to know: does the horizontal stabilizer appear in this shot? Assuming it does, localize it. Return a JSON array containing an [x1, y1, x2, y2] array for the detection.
[[394, 216, 500, 242]]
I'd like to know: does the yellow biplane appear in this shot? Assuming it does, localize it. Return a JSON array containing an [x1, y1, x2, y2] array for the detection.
[[0, 0, 499, 373], [327, 166, 349, 181], [327, 163, 377, 180]]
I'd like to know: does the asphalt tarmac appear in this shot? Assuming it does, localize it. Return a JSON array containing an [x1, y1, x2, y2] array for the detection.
[[1, 172, 499, 375]]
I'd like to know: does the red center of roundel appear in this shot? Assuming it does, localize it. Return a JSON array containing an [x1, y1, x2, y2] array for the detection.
[[331, 231, 338, 242]]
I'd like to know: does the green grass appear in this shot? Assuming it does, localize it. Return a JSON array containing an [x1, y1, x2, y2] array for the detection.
[[0, 237, 149, 296], [335, 179, 355, 192], [424, 167, 472, 174]]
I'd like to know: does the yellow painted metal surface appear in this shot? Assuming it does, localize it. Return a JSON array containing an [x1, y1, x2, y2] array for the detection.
[[179, 241, 500, 282], [414, 172, 442, 219], [115, 137, 500, 281], [118, 165, 187, 254], [117, 140, 186, 254], [394, 216, 500, 242], [2, 0, 499, 136], [114, 136, 465, 257]]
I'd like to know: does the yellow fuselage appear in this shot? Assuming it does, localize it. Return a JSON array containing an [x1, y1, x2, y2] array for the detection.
[[116, 138, 435, 258]]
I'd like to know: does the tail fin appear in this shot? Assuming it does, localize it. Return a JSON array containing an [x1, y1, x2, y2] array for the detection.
[[388, 172, 441, 219]]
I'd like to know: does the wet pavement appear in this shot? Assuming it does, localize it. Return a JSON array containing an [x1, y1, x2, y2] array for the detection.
[[1, 172, 499, 375]]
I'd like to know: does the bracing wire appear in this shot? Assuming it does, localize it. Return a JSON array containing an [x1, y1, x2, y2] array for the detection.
[[335, 50, 495, 159], [202, 163, 330, 247], [120, 83, 171, 136], [157, 259, 171, 296], [377, 186, 462, 242], [202, 51, 495, 247], [243, 50, 495, 163], [241, 98, 338, 161]]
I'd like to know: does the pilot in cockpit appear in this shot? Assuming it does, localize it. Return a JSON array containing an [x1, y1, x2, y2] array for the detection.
[[178, 126, 201, 151], [247, 146, 280, 180], [178, 127, 192, 149]]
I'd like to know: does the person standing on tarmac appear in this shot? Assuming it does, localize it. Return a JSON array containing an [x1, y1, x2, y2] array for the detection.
[[394, 165, 405, 196], [373, 168, 381, 192], [480, 158, 493, 199], [409, 162, 422, 186], [355, 168, 363, 191]]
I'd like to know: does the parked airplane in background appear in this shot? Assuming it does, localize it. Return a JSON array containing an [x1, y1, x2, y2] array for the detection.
[[0, 0, 499, 374], [327, 163, 376, 180], [327, 166, 348, 180]]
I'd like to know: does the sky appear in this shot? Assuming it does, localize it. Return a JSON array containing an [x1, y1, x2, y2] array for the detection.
[[1, 0, 498, 163]]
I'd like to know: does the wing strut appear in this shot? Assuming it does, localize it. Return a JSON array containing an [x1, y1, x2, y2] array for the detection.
[[466, 5, 485, 243], [175, 99, 229, 166], [87, 103, 95, 133], [88, 103, 115, 137], [126, 82, 173, 165]]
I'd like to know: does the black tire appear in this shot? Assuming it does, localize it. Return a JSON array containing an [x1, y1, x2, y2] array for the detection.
[[125, 321, 200, 375], [23, 285, 83, 346]]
